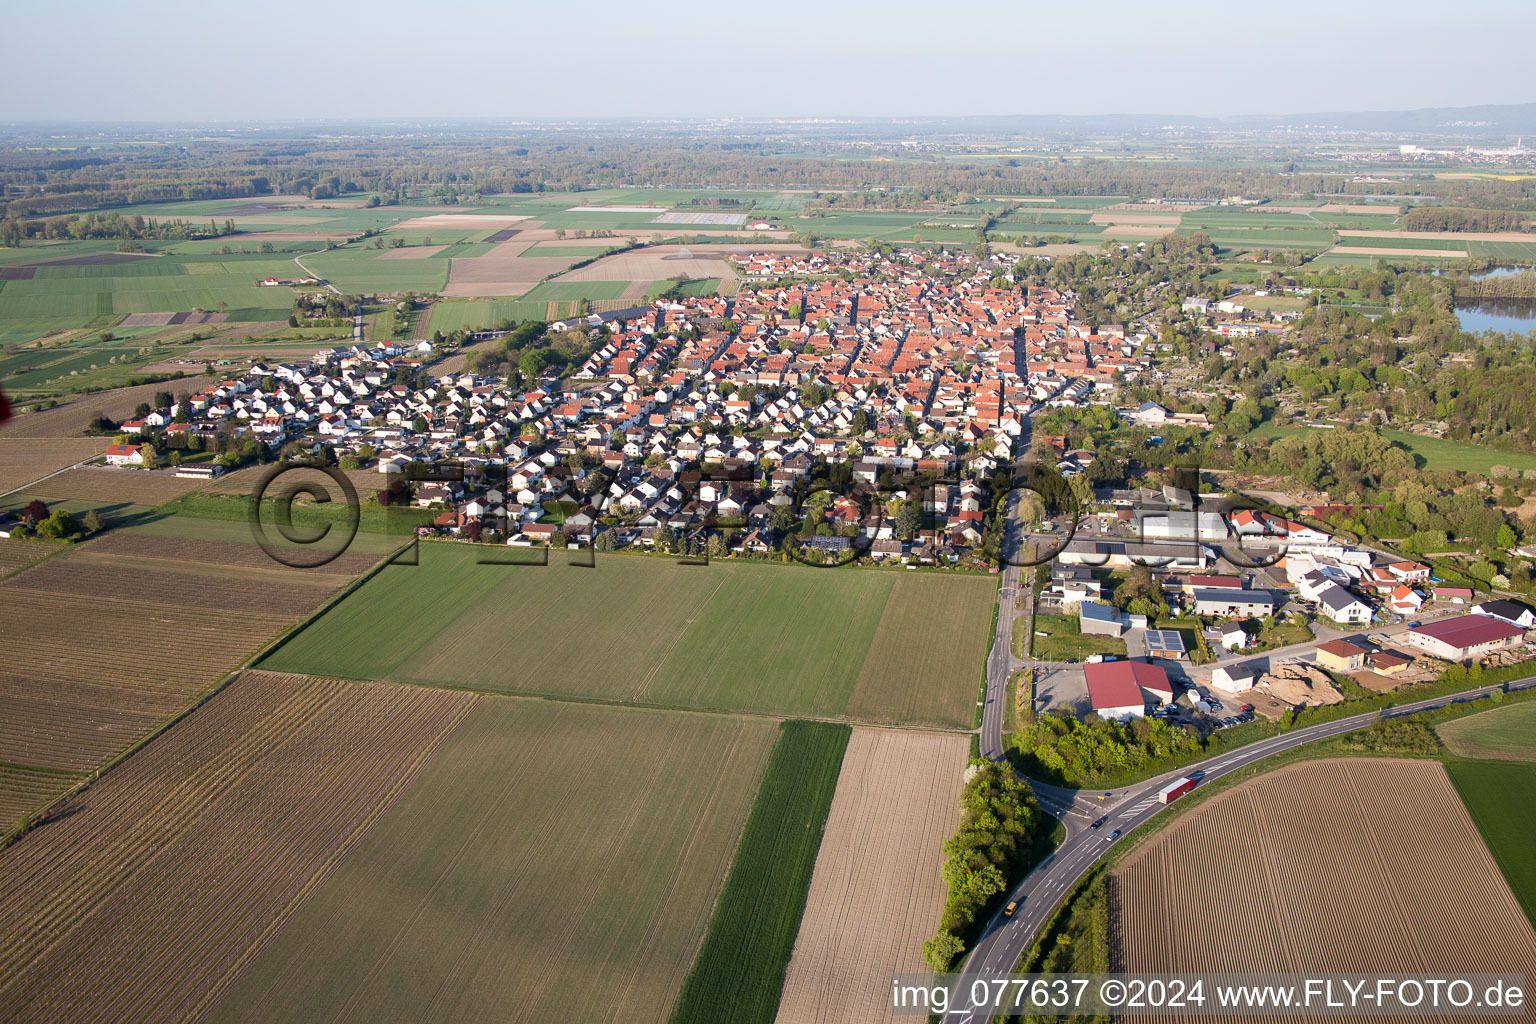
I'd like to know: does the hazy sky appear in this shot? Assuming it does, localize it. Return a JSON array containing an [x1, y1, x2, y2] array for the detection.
[[5, 0, 1533, 122]]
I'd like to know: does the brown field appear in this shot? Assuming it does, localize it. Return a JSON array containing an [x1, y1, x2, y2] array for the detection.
[[0, 534, 379, 830], [1089, 211, 1182, 226], [7, 554, 337, 616], [32, 466, 209, 505], [0, 540, 57, 576], [378, 244, 447, 259], [845, 574, 997, 727], [0, 376, 219, 439], [0, 671, 476, 1024], [391, 213, 531, 230], [775, 729, 967, 1024], [202, 698, 776, 1024], [81, 530, 378, 576], [1113, 758, 1536, 1022], [1331, 245, 1468, 259], [192, 463, 384, 499], [442, 238, 576, 297], [552, 244, 753, 284], [1343, 228, 1536, 243], [0, 439, 108, 495]]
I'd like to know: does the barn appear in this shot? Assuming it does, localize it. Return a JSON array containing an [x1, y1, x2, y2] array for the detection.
[[1405, 616, 1526, 662], [1086, 660, 1171, 721]]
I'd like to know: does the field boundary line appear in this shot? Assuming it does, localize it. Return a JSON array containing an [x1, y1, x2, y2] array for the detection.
[[376, 680, 979, 735], [0, 538, 415, 853]]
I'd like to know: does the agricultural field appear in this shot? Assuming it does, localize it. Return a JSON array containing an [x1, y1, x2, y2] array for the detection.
[[0, 374, 218, 439], [261, 546, 994, 729], [1113, 758, 1536, 1018], [205, 699, 781, 1024], [0, 528, 384, 832], [0, 671, 476, 1024], [1445, 759, 1536, 927], [774, 729, 967, 1024], [669, 720, 850, 1024], [0, 538, 58, 577], [30, 466, 210, 505], [1437, 701, 1536, 761], [427, 298, 551, 334], [0, 438, 108, 495]]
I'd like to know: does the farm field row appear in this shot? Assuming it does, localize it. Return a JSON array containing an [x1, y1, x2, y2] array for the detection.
[[668, 720, 850, 1024], [774, 728, 967, 1024], [206, 697, 781, 1024], [260, 545, 996, 729], [1112, 758, 1536, 1023], [0, 526, 385, 832], [0, 671, 477, 1024]]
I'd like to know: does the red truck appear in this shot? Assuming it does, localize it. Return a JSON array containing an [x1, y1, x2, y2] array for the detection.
[[1158, 777, 1196, 804]]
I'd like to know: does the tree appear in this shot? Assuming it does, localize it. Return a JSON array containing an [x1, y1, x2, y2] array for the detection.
[[21, 499, 48, 526], [923, 932, 965, 972], [35, 510, 79, 539], [81, 509, 106, 534]]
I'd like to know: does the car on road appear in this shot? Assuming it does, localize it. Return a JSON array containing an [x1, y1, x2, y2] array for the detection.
[[1003, 899, 1020, 917], [1107, 829, 1122, 840], [1065, 658, 1077, 664], [1091, 816, 1107, 829]]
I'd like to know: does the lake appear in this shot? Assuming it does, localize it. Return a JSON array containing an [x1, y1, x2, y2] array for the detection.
[[1455, 297, 1536, 334]]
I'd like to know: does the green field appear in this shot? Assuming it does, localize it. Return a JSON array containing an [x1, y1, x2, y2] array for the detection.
[[1028, 613, 1128, 661], [205, 697, 780, 1024], [1379, 430, 1536, 474], [1245, 424, 1536, 474], [259, 545, 994, 728], [519, 280, 630, 302], [299, 247, 449, 294], [668, 720, 850, 1024], [1446, 759, 1536, 927], [1438, 701, 1536, 761], [427, 298, 550, 334]]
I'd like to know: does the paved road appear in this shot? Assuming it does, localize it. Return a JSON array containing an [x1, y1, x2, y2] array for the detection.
[[980, 488, 1028, 760], [943, 673, 1536, 1022]]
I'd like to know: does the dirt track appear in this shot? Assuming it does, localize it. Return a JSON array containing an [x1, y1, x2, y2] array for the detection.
[[775, 729, 967, 1024]]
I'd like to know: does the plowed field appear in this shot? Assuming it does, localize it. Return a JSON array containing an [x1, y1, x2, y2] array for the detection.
[[775, 729, 968, 1024], [0, 672, 475, 1024], [1112, 758, 1536, 1022]]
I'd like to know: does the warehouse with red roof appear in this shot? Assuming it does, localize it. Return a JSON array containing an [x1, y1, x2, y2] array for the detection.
[[1085, 660, 1171, 722], [1404, 615, 1526, 662]]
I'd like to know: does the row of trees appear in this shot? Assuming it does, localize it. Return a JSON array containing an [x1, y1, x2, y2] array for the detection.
[[924, 760, 1052, 971]]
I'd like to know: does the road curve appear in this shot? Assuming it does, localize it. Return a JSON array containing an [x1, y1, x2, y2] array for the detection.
[[944, 674, 1536, 1022]]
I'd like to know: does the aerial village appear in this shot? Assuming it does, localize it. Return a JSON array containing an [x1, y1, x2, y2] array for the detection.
[[89, 245, 1535, 731]]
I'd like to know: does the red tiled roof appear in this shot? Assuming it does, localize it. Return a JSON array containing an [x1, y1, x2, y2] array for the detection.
[[1410, 616, 1524, 649], [1085, 661, 1168, 710]]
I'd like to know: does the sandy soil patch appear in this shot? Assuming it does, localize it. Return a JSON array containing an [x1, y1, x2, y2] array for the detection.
[[391, 213, 531, 231], [1097, 224, 1178, 236], [378, 245, 448, 260], [775, 729, 968, 1024], [1318, 203, 1401, 215], [554, 244, 748, 283], [1090, 212, 1182, 226], [1342, 229, 1536, 243], [1331, 245, 1468, 258], [1113, 758, 1536, 1005], [1103, 202, 1192, 213]]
